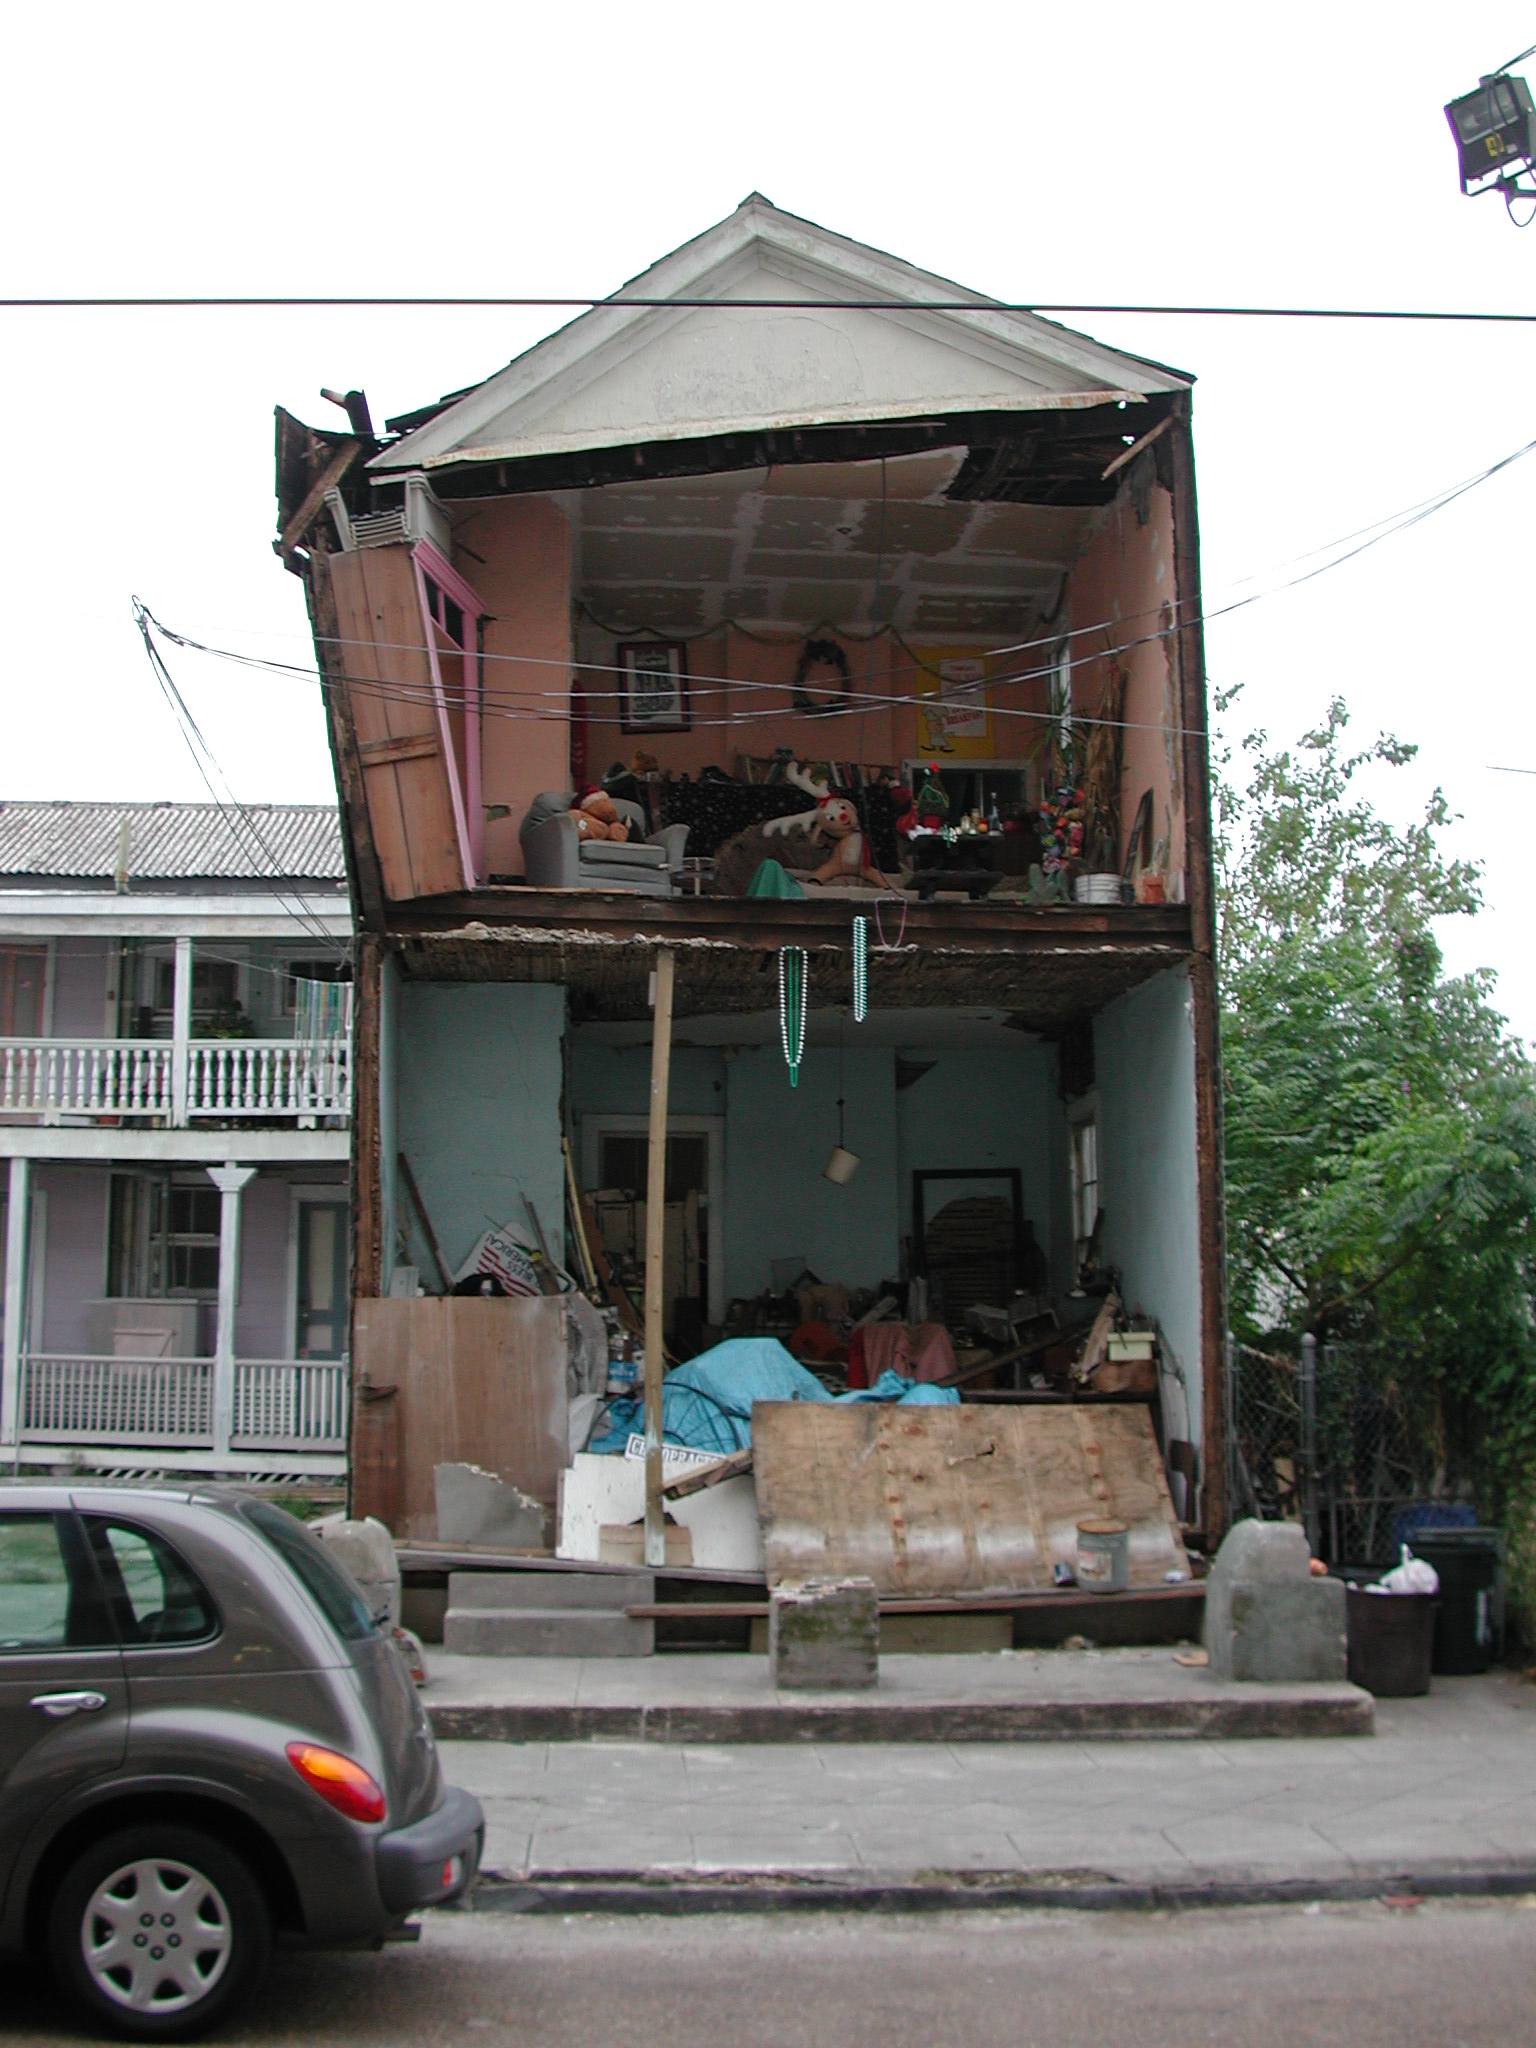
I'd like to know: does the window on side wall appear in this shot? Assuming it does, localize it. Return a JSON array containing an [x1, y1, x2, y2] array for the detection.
[[1049, 641, 1072, 754]]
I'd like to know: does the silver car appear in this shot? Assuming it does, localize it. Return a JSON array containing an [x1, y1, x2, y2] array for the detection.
[[0, 1483, 482, 2039]]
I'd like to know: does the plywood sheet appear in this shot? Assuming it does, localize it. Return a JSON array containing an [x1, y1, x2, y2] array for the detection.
[[330, 546, 466, 900], [352, 1297, 568, 1540], [752, 1402, 1188, 1595]]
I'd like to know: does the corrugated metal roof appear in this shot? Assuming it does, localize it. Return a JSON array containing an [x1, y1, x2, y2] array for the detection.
[[0, 802, 346, 882]]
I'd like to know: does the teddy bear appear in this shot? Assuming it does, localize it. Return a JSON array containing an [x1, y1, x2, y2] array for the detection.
[[573, 789, 630, 842]]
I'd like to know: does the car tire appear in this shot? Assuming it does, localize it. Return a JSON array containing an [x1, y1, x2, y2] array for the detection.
[[47, 1824, 272, 2042]]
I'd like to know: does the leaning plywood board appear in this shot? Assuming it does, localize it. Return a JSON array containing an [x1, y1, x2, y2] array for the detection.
[[329, 545, 466, 900], [352, 1296, 568, 1540], [752, 1402, 1188, 1594]]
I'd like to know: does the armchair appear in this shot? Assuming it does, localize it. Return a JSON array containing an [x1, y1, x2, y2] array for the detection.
[[519, 792, 688, 896]]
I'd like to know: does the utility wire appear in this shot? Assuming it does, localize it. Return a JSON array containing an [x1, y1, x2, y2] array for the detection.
[[1, 296, 1536, 322], [143, 420, 1536, 746], [133, 602, 349, 956]]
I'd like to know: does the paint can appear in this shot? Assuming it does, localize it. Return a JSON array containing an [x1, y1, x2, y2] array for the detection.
[[1076, 1517, 1130, 1594]]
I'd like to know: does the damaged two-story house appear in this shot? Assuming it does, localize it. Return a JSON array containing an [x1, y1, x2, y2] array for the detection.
[[275, 196, 1227, 1553]]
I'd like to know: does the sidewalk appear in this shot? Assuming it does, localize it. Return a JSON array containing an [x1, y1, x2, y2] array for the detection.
[[439, 1668, 1536, 1910], [425, 1645, 1371, 1744]]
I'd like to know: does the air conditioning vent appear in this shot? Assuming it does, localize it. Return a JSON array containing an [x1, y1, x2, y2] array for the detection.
[[335, 474, 452, 557]]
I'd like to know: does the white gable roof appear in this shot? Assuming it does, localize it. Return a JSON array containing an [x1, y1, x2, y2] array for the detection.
[[372, 197, 1189, 475]]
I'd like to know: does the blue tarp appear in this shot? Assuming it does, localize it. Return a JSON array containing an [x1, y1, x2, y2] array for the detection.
[[587, 1337, 958, 1458]]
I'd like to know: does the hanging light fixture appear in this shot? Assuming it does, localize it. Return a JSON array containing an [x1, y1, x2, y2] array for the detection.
[[824, 1012, 860, 1184]]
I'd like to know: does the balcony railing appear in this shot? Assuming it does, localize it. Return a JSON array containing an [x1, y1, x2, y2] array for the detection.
[[188, 1039, 350, 1119], [1, 1039, 174, 1119], [0, 1034, 349, 1125], [20, 1355, 349, 1452]]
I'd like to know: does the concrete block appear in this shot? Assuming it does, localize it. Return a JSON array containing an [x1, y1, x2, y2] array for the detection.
[[442, 1607, 654, 1657], [1204, 1518, 1347, 1682], [769, 1578, 879, 1691], [447, 1570, 651, 1613], [310, 1515, 400, 1627], [434, 1462, 548, 1549]]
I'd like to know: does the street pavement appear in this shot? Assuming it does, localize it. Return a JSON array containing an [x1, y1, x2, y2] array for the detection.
[[445, 1670, 1536, 1887], [11, 1896, 1536, 2046]]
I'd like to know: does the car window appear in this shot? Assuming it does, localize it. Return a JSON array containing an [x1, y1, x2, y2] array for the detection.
[[0, 1514, 114, 1652], [238, 1499, 376, 1643], [83, 1520, 218, 1647]]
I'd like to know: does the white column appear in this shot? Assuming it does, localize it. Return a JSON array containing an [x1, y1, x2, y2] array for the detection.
[[207, 1164, 256, 1457], [171, 935, 192, 1126], [1, 1157, 31, 1446]]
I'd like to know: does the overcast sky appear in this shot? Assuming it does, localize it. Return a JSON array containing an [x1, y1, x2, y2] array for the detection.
[[4, 6, 1533, 1034]]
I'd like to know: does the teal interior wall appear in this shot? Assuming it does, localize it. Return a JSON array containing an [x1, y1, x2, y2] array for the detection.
[[395, 982, 566, 1279], [893, 1043, 1061, 1284], [722, 1044, 898, 1297], [567, 1041, 726, 1125], [1094, 966, 1202, 1448]]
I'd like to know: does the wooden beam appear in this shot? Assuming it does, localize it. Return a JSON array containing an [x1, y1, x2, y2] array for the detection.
[[643, 948, 676, 1568], [274, 439, 360, 561], [398, 1149, 452, 1295]]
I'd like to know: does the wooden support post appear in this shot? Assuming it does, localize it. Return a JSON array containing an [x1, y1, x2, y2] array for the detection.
[[643, 947, 676, 1569]]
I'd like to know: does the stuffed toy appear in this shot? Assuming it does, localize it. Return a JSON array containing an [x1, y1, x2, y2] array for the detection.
[[575, 789, 630, 842]]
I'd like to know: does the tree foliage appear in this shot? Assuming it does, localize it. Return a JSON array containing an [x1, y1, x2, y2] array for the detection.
[[1217, 697, 1536, 1498]]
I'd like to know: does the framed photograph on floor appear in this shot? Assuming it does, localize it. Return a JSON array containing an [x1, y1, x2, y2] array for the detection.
[[618, 641, 690, 733]]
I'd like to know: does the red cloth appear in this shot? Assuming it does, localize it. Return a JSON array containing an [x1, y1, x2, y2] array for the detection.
[[856, 1323, 956, 1385]]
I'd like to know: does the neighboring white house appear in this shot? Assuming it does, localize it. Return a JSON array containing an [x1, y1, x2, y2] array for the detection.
[[0, 801, 354, 1478]]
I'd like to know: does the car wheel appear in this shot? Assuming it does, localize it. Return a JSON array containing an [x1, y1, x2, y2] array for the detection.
[[47, 1825, 272, 2041]]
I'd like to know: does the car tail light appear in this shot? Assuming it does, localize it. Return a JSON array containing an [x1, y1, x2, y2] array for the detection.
[[286, 1741, 387, 1823]]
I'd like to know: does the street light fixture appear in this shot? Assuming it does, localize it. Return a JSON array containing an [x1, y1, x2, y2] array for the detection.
[[1446, 47, 1536, 221]]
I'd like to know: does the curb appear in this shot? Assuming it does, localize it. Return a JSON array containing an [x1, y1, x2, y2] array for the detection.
[[429, 1695, 1373, 1745], [466, 1860, 1536, 1917]]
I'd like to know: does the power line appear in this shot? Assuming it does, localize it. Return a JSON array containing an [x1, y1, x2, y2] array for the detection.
[[143, 419, 1536, 745], [133, 602, 349, 957], [1, 295, 1536, 323]]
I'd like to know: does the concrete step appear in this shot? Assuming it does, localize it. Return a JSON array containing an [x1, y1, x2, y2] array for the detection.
[[447, 1569, 654, 1613], [443, 1607, 654, 1658]]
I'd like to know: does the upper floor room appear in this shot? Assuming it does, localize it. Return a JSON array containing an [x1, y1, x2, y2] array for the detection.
[[276, 199, 1212, 942], [0, 802, 353, 1130]]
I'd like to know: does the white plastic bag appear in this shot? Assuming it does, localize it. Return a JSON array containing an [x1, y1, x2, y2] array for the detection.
[[1370, 1543, 1440, 1596]]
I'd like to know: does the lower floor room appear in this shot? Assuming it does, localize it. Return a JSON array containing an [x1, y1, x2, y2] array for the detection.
[[371, 947, 1210, 1560]]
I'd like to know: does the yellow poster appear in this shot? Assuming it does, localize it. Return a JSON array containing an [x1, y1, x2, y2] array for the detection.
[[914, 650, 995, 759]]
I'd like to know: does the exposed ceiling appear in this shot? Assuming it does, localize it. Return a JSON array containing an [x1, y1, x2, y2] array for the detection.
[[567, 449, 1095, 641], [575, 1005, 1038, 1051]]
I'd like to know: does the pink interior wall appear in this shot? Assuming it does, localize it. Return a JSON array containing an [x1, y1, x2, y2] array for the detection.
[[1063, 481, 1186, 891], [580, 628, 900, 782], [456, 496, 573, 879]]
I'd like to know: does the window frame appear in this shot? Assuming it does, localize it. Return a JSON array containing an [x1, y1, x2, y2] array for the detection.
[[80, 1514, 222, 1651], [0, 1511, 117, 1656]]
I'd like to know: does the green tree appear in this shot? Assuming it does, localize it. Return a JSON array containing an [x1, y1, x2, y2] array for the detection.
[[1217, 696, 1536, 1501]]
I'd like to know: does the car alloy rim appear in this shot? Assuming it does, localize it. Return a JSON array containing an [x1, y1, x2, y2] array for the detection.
[[81, 1858, 234, 2013]]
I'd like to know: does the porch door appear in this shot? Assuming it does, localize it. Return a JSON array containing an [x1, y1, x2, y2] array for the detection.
[[295, 1200, 348, 1360]]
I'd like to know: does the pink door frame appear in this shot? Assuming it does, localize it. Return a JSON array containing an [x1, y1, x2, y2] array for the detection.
[[411, 538, 487, 886]]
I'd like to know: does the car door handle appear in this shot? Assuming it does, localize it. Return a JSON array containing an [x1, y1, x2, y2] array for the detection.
[[30, 1691, 108, 1719]]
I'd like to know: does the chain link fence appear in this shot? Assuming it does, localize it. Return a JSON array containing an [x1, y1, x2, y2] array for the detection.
[[1227, 1339, 1438, 1567]]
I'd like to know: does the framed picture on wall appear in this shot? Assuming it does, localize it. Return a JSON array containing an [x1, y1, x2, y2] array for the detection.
[[618, 641, 690, 733]]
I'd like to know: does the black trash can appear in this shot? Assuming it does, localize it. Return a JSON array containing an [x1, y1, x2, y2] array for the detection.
[[1346, 1586, 1437, 1696], [1409, 1530, 1502, 1674]]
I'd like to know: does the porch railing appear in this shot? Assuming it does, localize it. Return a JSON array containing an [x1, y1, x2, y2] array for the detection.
[[187, 1038, 350, 1119], [19, 1355, 349, 1452], [0, 1035, 349, 1124], [0, 1039, 174, 1119]]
